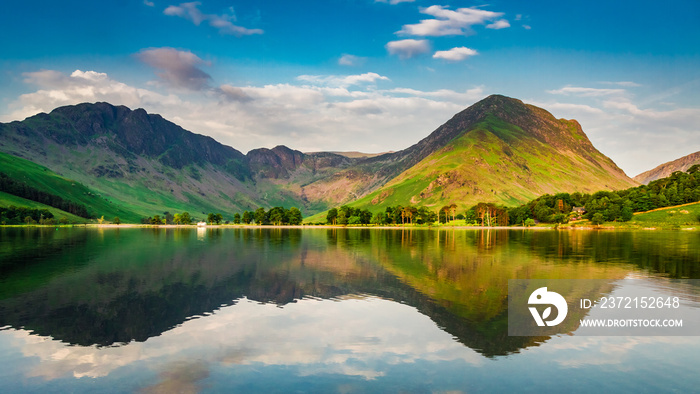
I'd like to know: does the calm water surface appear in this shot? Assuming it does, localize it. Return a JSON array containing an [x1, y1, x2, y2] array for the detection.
[[0, 227, 699, 393]]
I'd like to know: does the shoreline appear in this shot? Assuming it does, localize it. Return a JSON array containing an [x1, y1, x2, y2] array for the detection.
[[1, 224, 696, 231], [85, 224, 553, 230], [57, 224, 694, 230]]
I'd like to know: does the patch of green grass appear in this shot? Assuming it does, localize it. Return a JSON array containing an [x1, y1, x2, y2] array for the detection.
[[630, 203, 700, 228], [0, 191, 87, 223], [0, 152, 141, 222]]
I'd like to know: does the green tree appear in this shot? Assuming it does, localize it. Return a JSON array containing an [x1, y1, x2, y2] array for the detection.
[[524, 218, 535, 227], [242, 211, 252, 224], [359, 209, 372, 225], [254, 207, 267, 225], [372, 211, 386, 225], [391, 205, 404, 224], [449, 203, 457, 222], [326, 208, 338, 225], [113, 216, 121, 225], [337, 210, 348, 225], [620, 205, 633, 222], [288, 207, 303, 225], [416, 206, 436, 224], [207, 213, 216, 224], [552, 213, 568, 224], [591, 212, 605, 225], [233, 213, 241, 224], [338, 205, 354, 222], [385, 207, 395, 224], [269, 207, 286, 225], [180, 212, 191, 225]]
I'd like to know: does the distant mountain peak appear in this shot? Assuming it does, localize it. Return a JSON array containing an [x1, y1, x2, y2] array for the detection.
[[634, 151, 700, 184]]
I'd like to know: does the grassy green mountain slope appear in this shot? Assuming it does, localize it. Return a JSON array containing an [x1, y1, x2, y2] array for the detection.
[[301, 95, 635, 211], [306, 95, 636, 220], [0, 192, 86, 223], [0, 151, 138, 221]]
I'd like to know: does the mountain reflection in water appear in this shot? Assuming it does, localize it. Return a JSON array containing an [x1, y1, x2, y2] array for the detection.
[[1, 227, 699, 393]]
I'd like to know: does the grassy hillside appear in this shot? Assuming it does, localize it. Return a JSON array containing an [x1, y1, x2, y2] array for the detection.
[[0, 152, 141, 222], [0, 191, 87, 223], [630, 202, 700, 228], [307, 116, 635, 222]]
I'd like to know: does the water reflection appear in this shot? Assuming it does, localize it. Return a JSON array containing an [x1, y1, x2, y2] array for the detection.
[[5, 297, 482, 381], [0, 228, 699, 392]]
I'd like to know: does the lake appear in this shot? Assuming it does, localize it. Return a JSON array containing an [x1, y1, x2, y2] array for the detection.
[[1, 227, 699, 393]]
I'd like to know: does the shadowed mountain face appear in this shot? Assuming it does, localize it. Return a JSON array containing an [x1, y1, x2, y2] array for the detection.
[[634, 151, 700, 184], [2, 102, 249, 177], [0, 95, 634, 220]]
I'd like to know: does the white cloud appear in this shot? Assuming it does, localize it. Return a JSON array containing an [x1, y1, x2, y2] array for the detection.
[[164, 1, 206, 24], [137, 47, 212, 91], [433, 47, 478, 62], [486, 19, 510, 29], [164, 2, 263, 36], [385, 39, 431, 59], [600, 81, 642, 87], [6, 297, 483, 381], [528, 100, 605, 116], [2, 67, 484, 157], [389, 86, 484, 103], [375, 0, 415, 4], [397, 5, 508, 37], [297, 72, 389, 88], [4, 69, 181, 122], [144, 0, 155, 6], [338, 54, 366, 67], [547, 86, 626, 97]]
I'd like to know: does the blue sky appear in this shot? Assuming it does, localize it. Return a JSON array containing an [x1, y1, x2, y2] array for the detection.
[[1, 0, 699, 176]]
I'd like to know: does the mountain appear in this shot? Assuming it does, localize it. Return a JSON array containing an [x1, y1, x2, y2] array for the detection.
[[304, 95, 636, 216], [0, 96, 636, 221], [0, 102, 358, 219], [633, 151, 700, 184]]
